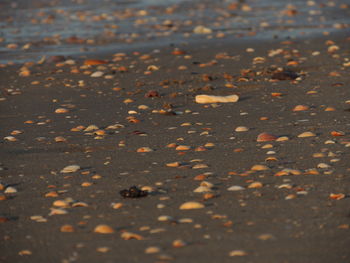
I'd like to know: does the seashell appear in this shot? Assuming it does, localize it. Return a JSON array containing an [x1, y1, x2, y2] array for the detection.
[[251, 164, 269, 171], [179, 201, 204, 210], [292, 105, 309, 111], [257, 132, 277, 142], [227, 185, 245, 191], [121, 231, 144, 240], [195, 94, 239, 104], [94, 224, 114, 234], [60, 165, 80, 173], [298, 131, 316, 138], [235, 126, 249, 132]]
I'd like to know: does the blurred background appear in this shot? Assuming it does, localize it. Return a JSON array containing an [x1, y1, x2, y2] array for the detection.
[[0, 0, 349, 62]]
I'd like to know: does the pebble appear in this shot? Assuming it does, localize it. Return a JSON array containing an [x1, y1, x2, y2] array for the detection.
[[60, 165, 80, 173], [179, 201, 205, 210]]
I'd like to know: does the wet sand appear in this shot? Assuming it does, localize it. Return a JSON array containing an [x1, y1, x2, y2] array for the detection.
[[1, 30, 350, 262], [1, 0, 350, 262]]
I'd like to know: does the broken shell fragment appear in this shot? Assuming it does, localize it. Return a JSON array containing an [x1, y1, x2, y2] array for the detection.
[[329, 193, 345, 200], [195, 94, 239, 104]]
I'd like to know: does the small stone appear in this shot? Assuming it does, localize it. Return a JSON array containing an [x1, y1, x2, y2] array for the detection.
[[179, 201, 204, 210], [298, 131, 316, 138], [60, 165, 80, 173], [94, 224, 115, 234]]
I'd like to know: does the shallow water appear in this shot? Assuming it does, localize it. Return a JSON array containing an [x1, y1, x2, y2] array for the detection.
[[0, 0, 349, 63]]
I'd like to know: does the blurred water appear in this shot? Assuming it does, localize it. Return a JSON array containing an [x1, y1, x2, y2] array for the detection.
[[0, 0, 349, 63]]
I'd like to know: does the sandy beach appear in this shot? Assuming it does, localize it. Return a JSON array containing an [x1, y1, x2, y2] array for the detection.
[[1, 1, 350, 263]]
